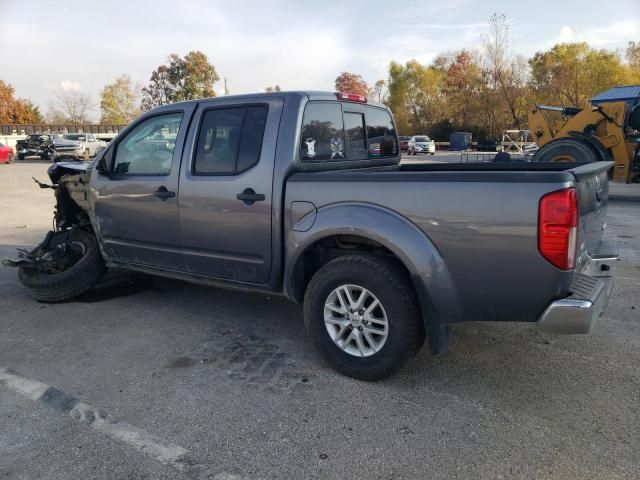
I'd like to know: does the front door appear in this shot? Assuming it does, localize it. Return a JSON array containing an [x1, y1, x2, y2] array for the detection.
[[92, 107, 193, 270], [177, 97, 283, 284]]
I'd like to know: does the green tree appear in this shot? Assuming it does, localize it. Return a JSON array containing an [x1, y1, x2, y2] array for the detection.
[[141, 51, 219, 111], [529, 42, 636, 107], [386, 60, 446, 135], [100, 75, 141, 124], [167, 51, 218, 101], [0, 80, 43, 123]]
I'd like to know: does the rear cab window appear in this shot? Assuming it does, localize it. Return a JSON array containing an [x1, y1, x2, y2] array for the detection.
[[300, 101, 398, 162]]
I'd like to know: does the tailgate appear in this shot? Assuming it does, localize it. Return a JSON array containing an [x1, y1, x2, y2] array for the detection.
[[569, 162, 614, 270]]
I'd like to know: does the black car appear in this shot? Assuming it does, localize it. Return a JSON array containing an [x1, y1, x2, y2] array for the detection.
[[15, 134, 59, 160]]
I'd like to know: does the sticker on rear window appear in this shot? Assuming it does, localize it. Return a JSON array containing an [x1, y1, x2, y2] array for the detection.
[[304, 138, 317, 158]]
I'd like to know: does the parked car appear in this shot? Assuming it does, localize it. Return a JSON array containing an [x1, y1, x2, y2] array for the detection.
[[15, 134, 59, 160], [62, 133, 107, 158], [398, 136, 411, 152], [5, 91, 618, 381], [407, 135, 435, 155], [0, 142, 15, 164], [52, 137, 86, 161]]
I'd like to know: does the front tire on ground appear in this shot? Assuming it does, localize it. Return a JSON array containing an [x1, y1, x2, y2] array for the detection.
[[533, 138, 602, 163], [19, 229, 106, 302], [304, 254, 422, 381], [7, 154, 14, 164]]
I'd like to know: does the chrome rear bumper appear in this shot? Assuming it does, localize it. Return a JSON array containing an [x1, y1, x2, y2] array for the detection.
[[537, 241, 617, 334]]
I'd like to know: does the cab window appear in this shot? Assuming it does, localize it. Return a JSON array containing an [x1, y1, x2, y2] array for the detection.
[[193, 105, 268, 175], [365, 107, 397, 157], [300, 102, 345, 161], [113, 112, 183, 175]]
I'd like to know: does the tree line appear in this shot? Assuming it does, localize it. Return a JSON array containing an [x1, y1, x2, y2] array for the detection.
[[361, 15, 640, 140], [1, 14, 639, 140]]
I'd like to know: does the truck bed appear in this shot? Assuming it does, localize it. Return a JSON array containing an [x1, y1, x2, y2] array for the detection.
[[285, 161, 612, 324]]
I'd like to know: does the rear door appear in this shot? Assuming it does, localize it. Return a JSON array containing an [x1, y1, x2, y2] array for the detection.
[[92, 106, 194, 270], [177, 96, 283, 284]]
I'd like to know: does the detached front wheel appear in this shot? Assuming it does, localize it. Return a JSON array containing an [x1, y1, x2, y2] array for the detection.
[[304, 254, 423, 381], [19, 229, 105, 302]]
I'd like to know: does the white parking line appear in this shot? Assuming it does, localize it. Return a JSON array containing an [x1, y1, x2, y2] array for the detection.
[[0, 368, 191, 471]]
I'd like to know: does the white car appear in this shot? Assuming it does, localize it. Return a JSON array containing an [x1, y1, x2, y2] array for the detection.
[[407, 135, 435, 155], [62, 133, 107, 158]]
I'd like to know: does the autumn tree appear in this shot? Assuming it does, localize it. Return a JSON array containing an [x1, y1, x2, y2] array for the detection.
[[141, 65, 171, 111], [529, 42, 638, 107], [334, 72, 369, 97], [141, 51, 219, 111], [443, 50, 483, 126], [0, 80, 43, 123], [265, 85, 282, 92], [100, 75, 141, 124]]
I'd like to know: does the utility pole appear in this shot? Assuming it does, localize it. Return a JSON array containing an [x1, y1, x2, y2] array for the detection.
[[224, 78, 229, 96]]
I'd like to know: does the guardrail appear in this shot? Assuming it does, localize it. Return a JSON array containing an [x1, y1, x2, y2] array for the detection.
[[0, 124, 128, 136]]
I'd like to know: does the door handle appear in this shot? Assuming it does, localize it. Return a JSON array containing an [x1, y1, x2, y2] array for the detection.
[[153, 186, 175, 201], [237, 188, 265, 206]]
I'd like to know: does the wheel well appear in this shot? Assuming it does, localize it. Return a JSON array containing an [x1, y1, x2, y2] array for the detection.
[[290, 234, 415, 303]]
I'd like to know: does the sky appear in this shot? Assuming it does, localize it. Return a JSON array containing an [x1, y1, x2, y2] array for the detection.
[[0, 0, 638, 121]]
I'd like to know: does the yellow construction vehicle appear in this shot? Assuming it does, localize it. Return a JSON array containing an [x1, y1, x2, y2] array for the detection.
[[528, 85, 640, 183]]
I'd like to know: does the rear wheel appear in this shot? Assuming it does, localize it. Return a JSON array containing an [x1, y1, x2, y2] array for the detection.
[[19, 229, 106, 302], [7, 154, 14, 164], [17, 152, 25, 160], [533, 138, 602, 163], [304, 254, 422, 381]]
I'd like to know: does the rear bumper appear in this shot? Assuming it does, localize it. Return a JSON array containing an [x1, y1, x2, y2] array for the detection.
[[537, 240, 618, 334]]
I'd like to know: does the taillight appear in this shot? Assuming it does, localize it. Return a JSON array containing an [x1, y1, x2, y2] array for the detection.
[[538, 188, 578, 270], [336, 92, 368, 103]]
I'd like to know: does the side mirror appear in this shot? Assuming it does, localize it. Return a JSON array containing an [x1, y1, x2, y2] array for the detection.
[[95, 147, 112, 175]]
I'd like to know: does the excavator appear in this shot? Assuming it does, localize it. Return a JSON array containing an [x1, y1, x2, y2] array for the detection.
[[528, 85, 640, 183]]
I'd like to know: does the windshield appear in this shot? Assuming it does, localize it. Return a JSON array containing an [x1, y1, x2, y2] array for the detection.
[[399, 136, 410, 141], [415, 136, 430, 142], [64, 134, 86, 141]]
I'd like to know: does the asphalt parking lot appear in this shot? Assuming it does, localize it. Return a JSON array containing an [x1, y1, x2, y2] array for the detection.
[[1, 161, 639, 480]]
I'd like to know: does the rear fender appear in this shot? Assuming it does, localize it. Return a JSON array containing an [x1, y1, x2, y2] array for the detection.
[[284, 202, 464, 327]]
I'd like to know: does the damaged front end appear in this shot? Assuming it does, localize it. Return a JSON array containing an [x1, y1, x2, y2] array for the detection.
[[3, 162, 93, 272]]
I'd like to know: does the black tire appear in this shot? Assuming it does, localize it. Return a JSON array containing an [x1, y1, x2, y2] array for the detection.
[[304, 254, 422, 381], [494, 151, 512, 162], [19, 229, 106, 302], [17, 152, 25, 160], [533, 138, 601, 163], [7, 154, 14, 164]]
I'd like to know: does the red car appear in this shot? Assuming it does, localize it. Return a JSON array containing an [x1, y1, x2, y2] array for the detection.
[[0, 142, 15, 164], [398, 136, 411, 152]]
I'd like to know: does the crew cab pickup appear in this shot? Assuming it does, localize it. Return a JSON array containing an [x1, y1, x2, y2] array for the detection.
[[61, 133, 107, 158], [5, 91, 618, 380]]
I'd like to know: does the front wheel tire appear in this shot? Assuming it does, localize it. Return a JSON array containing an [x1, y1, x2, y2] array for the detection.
[[304, 254, 423, 381], [19, 229, 106, 302]]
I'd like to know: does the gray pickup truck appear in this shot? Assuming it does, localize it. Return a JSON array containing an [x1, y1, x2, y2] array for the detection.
[[5, 91, 618, 380]]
